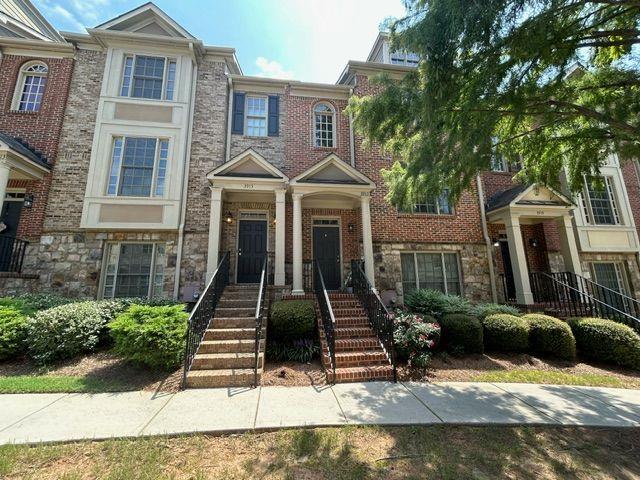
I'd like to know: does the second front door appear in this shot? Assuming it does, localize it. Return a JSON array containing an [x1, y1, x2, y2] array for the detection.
[[237, 219, 267, 283]]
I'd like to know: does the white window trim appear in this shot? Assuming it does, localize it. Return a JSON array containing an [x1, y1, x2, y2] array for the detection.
[[581, 175, 621, 226], [244, 95, 268, 137], [119, 54, 177, 101], [11, 61, 48, 112], [400, 251, 463, 295], [313, 102, 336, 148], [106, 136, 170, 198], [590, 261, 631, 297], [99, 242, 165, 299]]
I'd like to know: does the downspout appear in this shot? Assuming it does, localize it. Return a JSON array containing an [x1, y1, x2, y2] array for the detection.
[[173, 46, 199, 299], [348, 87, 355, 167], [476, 174, 498, 302], [225, 77, 234, 162]]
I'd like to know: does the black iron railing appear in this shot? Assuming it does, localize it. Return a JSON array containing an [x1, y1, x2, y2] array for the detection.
[[253, 255, 269, 387], [182, 252, 230, 387], [314, 259, 336, 380], [351, 260, 397, 382], [303, 260, 313, 292], [0, 236, 28, 273]]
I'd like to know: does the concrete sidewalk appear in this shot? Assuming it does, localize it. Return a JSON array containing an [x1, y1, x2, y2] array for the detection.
[[1, 382, 639, 445]]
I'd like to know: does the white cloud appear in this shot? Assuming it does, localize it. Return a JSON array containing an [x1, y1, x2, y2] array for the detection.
[[40, 2, 85, 31], [35, 0, 112, 32], [254, 56, 295, 80]]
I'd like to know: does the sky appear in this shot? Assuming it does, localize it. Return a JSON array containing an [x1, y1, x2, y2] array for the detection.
[[33, 0, 406, 84]]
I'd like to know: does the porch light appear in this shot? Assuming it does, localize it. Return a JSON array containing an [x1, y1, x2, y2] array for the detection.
[[23, 194, 33, 208], [348, 223, 355, 233], [529, 238, 539, 248], [492, 238, 500, 247], [225, 211, 233, 224]]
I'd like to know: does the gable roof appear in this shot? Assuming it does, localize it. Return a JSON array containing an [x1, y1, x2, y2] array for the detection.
[[208, 148, 288, 180], [94, 2, 195, 39], [486, 183, 573, 212], [291, 154, 374, 186], [0, 0, 65, 42], [0, 131, 49, 168]]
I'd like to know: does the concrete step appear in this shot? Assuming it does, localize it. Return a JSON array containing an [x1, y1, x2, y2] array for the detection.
[[215, 307, 255, 318], [328, 365, 395, 383], [218, 299, 257, 309], [334, 326, 375, 338], [204, 327, 257, 341], [332, 337, 382, 352], [198, 339, 261, 354], [191, 352, 261, 369], [186, 369, 260, 388], [333, 350, 390, 368], [213, 317, 256, 328]]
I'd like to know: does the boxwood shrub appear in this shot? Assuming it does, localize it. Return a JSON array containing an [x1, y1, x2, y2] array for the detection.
[[404, 289, 472, 318], [440, 313, 484, 354], [472, 303, 521, 320], [523, 313, 576, 360], [109, 304, 188, 370], [268, 300, 316, 341], [482, 314, 530, 352], [567, 317, 640, 370], [0, 306, 28, 360]]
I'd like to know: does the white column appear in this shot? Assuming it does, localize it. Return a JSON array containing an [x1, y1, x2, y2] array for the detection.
[[274, 188, 286, 285], [504, 214, 534, 304], [0, 158, 10, 216], [558, 214, 582, 275], [206, 186, 223, 282], [292, 192, 304, 294], [360, 193, 375, 287]]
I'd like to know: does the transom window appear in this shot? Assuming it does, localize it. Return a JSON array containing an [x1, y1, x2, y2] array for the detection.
[[245, 96, 267, 137], [582, 176, 620, 225], [314, 103, 335, 148], [120, 55, 177, 100], [401, 252, 461, 295], [107, 137, 169, 197], [14, 62, 48, 112], [102, 243, 165, 298]]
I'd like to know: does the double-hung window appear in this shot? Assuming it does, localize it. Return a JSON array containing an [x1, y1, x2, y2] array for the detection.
[[590, 262, 631, 313], [107, 137, 169, 197], [120, 55, 177, 100], [314, 103, 335, 147], [14, 62, 48, 112], [401, 252, 461, 295], [102, 243, 165, 298], [582, 176, 620, 225], [411, 190, 453, 215], [390, 50, 419, 66], [245, 96, 267, 137]]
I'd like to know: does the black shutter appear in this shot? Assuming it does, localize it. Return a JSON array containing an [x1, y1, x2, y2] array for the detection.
[[268, 95, 279, 137], [232, 92, 245, 134]]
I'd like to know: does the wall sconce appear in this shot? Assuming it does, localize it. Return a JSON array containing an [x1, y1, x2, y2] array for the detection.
[[225, 211, 233, 224], [529, 238, 539, 248], [492, 238, 500, 247], [348, 223, 355, 233], [23, 194, 34, 209]]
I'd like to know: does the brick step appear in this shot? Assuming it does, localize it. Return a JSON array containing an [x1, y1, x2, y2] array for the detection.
[[329, 300, 362, 309], [204, 327, 257, 341], [225, 284, 260, 291], [213, 317, 256, 328], [328, 365, 395, 383], [198, 339, 261, 354], [331, 337, 382, 352], [186, 369, 260, 388], [332, 307, 367, 318], [332, 317, 370, 327], [334, 326, 376, 338], [215, 307, 255, 318], [220, 290, 258, 299], [333, 350, 390, 368], [328, 293, 358, 300], [218, 299, 257, 309], [191, 352, 261, 370]]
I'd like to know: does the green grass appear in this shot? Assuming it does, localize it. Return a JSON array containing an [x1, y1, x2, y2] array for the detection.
[[473, 369, 625, 388], [0, 375, 131, 394]]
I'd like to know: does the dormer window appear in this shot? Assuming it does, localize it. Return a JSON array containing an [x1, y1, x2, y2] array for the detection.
[[390, 50, 419, 66], [314, 103, 335, 148], [120, 55, 177, 101], [14, 62, 48, 112]]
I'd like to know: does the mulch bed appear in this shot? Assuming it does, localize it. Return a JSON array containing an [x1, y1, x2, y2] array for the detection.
[[261, 359, 326, 386]]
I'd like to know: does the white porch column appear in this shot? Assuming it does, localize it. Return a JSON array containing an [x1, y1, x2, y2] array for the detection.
[[504, 214, 534, 304], [274, 188, 286, 285], [360, 193, 375, 287], [292, 192, 304, 294], [0, 158, 10, 216], [206, 186, 223, 282], [557, 214, 582, 275]]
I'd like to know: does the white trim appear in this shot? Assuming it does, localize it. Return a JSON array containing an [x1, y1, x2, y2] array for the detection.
[[208, 148, 288, 180], [244, 94, 268, 138], [11, 60, 48, 112], [399, 250, 464, 296], [95, 3, 195, 39], [313, 101, 336, 148]]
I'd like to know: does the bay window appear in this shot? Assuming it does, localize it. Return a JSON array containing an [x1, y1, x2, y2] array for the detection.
[[102, 243, 165, 298], [120, 55, 177, 101], [401, 252, 462, 295]]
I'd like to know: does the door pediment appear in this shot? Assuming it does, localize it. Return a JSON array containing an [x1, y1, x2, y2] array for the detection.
[[291, 154, 374, 186], [208, 149, 288, 181]]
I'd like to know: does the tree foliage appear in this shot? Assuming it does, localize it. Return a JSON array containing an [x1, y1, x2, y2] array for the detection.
[[348, 0, 640, 208]]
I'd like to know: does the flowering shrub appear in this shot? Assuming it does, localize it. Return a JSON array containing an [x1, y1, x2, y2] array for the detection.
[[392, 311, 441, 368]]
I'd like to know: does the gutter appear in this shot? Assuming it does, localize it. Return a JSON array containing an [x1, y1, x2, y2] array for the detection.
[[225, 76, 233, 162], [476, 175, 498, 302], [173, 46, 198, 299]]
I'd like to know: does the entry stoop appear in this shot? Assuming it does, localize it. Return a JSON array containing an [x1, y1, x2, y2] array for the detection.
[[186, 284, 265, 388]]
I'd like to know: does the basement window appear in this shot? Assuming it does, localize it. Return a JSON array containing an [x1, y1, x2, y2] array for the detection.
[[102, 243, 165, 298], [400, 252, 462, 295]]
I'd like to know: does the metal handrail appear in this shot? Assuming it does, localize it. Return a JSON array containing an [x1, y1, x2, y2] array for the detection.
[[0, 235, 29, 273], [313, 259, 336, 380], [253, 256, 268, 387], [182, 252, 230, 388], [351, 260, 397, 382]]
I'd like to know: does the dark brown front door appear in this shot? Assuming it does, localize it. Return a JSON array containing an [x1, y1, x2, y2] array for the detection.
[[313, 226, 341, 290], [237, 220, 267, 283], [500, 240, 516, 301]]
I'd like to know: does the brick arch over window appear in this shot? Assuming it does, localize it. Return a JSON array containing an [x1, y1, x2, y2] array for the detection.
[[13, 60, 49, 112], [312, 101, 336, 148]]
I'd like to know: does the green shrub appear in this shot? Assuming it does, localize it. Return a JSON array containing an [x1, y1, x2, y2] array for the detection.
[[17, 293, 74, 312], [404, 289, 472, 318], [482, 314, 530, 352], [440, 313, 484, 354], [0, 306, 28, 360], [393, 311, 441, 367], [523, 313, 576, 360], [0, 298, 36, 317], [472, 303, 521, 320], [269, 300, 316, 341], [567, 317, 640, 370], [109, 304, 188, 370], [266, 339, 319, 363], [27, 302, 108, 365]]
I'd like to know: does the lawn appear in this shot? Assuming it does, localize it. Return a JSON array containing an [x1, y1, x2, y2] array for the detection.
[[0, 376, 132, 394], [473, 370, 626, 388], [0, 425, 638, 479]]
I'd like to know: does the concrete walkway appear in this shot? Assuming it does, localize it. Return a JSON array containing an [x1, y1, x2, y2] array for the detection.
[[1, 382, 639, 445]]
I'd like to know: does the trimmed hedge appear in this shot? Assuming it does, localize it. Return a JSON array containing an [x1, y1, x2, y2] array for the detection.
[[0, 306, 28, 360], [482, 314, 530, 352], [523, 313, 576, 360], [440, 313, 484, 354], [404, 289, 472, 318], [109, 304, 188, 370], [567, 317, 640, 370], [472, 303, 521, 320], [268, 300, 316, 341]]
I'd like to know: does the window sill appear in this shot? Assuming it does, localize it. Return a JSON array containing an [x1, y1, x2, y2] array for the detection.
[[8, 109, 39, 115], [396, 213, 456, 218], [312, 146, 337, 150]]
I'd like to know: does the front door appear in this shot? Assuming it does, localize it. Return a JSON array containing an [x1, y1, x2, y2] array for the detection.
[[0, 200, 24, 272], [313, 225, 341, 290], [237, 219, 267, 283], [499, 240, 516, 301]]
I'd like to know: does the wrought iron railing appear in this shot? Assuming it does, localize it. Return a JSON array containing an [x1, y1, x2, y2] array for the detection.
[[313, 259, 336, 380], [0, 236, 28, 273], [303, 260, 313, 292], [351, 260, 397, 382], [182, 252, 230, 387], [253, 255, 269, 387]]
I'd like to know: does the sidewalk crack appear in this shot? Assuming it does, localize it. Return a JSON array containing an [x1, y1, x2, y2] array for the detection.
[[137, 392, 176, 436], [400, 382, 444, 423], [329, 386, 349, 424], [0, 393, 70, 433]]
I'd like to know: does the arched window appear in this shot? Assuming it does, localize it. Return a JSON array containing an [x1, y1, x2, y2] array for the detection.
[[14, 62, 48, 112], [314, 103, 335, 148]]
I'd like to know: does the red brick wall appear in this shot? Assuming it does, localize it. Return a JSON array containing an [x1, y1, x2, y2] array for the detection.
[[0, 54, 73, 240], [621, 160, 640, 241]]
